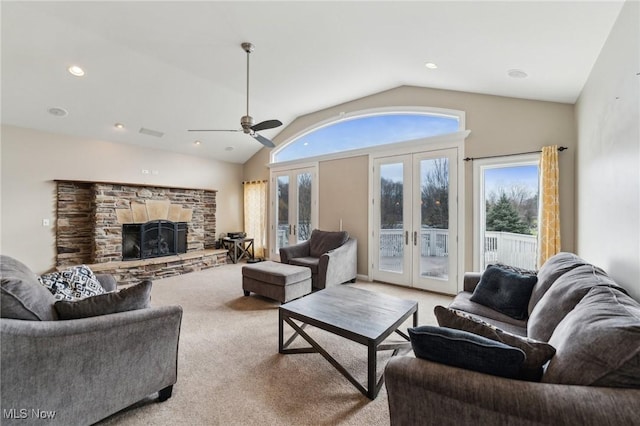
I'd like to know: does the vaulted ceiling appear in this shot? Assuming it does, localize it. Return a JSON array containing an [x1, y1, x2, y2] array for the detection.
[[1, 1, 624, 163]]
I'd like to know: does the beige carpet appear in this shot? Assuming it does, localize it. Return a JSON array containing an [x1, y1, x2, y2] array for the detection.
[[98, 263, 453, 426]]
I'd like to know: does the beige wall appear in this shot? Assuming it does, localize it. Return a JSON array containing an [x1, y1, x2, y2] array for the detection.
[[1, 125, 244, 274], [244, 85, 576, 278], [575, 0, 639, 300], [318, 155, 369, 274]]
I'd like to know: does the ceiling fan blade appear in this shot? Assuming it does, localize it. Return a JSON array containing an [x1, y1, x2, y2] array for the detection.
[[250, 119, 282, 132], [251, 133, 275, 148], [188, 129, 241, 132]]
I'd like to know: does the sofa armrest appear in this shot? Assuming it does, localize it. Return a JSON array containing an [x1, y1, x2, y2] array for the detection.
[[463, 272, 482, 292], [1, 305, 183, 426], [318, 237, 357, 289], [96, 273, 117, 292], [279, 240, 310, 264], [385, 356, 640, 426]]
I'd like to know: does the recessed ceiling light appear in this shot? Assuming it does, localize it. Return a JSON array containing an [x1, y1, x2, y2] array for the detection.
[[67, 65, 85, 77], [507, 69, 528, 79], [194, 140, 202, 146], [425, 62, 438, 69], [224, 146, 234, 151], [114, 123, 125, 129], [48, 107, 68, 117]]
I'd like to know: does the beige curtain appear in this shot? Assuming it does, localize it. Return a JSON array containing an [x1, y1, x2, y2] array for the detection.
[[538, 145, 561, 267], [243, 180, 268, 259]]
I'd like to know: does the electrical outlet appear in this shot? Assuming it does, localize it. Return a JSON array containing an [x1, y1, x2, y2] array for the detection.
[[42, 219, 50, 227]]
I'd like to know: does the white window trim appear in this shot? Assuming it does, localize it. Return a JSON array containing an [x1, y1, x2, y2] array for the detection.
[[269, 106, 466, 166], [472, 153, 540, 271]]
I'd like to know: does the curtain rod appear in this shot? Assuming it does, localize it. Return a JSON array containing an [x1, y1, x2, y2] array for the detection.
[[463, 146, 567, 162], [242, 179, 268, 184]]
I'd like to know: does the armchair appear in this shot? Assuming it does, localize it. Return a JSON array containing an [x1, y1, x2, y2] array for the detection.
[[279, 229, 357, 290]]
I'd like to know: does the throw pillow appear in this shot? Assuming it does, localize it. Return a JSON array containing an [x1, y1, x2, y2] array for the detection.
[[489, 262, 537, 277], [408, 325, 525, 379], [1, 255, 58, 321], [470, 265, 538, 320], [543, 286, 640, 388], [39, 265, 106, 301], [54, 280, 152, 320], [434, 305, 556, 381]]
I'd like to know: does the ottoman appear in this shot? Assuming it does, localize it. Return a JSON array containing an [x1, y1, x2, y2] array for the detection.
[[242, 261, 312, 303]]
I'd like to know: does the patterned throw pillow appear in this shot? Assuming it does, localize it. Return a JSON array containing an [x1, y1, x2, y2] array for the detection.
[[38, 265, 106, 301], [434, 305, 556, 381]]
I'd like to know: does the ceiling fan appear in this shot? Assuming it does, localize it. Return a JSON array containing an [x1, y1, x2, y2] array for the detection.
[[188, 42, 282, 148]]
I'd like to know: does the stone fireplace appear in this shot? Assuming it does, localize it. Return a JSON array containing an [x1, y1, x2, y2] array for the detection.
[[55, 180, 226, 284]]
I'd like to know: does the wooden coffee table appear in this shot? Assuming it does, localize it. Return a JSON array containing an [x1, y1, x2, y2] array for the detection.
[[278, 285, 418, 399]]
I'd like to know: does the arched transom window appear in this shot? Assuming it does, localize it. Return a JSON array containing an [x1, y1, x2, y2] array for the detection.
[[273, 110, 462, 163]]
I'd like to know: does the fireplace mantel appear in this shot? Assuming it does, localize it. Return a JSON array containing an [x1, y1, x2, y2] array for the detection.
[[53, 179, 218, 193]]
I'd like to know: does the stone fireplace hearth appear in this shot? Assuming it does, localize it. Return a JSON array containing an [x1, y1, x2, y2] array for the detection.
[[55, 180, 226, 284]]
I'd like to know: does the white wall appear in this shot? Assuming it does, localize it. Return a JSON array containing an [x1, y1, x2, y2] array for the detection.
[[1, 125, 244, 274], [575, 0, 640, 300]]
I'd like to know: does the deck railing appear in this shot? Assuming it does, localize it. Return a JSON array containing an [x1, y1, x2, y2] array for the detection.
[[378, 228, 537, 270]]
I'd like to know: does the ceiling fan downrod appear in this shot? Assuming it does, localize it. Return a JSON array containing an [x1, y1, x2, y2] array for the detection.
[[241, 42, 255, 133]]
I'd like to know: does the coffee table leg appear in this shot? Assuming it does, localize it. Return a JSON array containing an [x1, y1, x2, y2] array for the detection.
[[367, 344, 377, 399], [278, 310, 284, 353]]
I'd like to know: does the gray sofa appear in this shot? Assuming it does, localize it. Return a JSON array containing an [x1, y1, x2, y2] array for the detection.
[[279, 229, 357, 290], [1, 256, 183, 426], [385, 252, 640, 425]]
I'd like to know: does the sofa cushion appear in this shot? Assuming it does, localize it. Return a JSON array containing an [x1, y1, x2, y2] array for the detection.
[[54, 280, 152, 320], [470, 265, 538, 320], [308, 230, 349, 258], [409, 325, 525, 379], [39, 265, 106, 301], [288, 257, 319, 274], [1, 255, 57, 321], [543, 286, 640, 388], [490, 262, 537, 276], [434, 306, 555, 381], [528, 252, 590, 315], [527, 264, 621, 342]]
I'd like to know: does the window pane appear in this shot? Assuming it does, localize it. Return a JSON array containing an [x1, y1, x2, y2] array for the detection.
[[420, 157, 449, 279], [275, 113, 459, 162], [482, 164, 539, 270], [276, 176, 289, 250], [379, 163, 404, 273], [297, 172, 312, 243]]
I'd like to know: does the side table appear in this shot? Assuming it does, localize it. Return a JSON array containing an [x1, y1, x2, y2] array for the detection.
[[222, 237, 255, 263]]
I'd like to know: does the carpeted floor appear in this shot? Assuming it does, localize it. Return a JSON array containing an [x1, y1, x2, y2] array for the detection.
[[97, 263, 453, 425]]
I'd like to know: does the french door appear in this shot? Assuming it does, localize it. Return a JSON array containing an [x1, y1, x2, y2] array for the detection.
[[271, 166, 318, 259], [372, 148, 458, 294]]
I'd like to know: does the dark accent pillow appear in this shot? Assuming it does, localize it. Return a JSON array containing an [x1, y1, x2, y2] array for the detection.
[[54, 280, 152, 320], [434, 306, 556, 381], [408, 325, 525, 379], [489, 262, 537, 276], [470, 265, 538, 320]]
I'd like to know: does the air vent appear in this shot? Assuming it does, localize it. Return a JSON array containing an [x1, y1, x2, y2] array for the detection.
[[139, 127, 164, 138]]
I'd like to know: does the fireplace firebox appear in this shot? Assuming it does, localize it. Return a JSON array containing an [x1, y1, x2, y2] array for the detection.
[[122, 220, 187, 260]]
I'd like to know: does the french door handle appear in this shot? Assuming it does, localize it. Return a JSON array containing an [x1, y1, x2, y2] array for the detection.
[[405, 231, 409, 245], [288, 224, 292, 235], [293, 225, 297, 236], [413, 231, 418, 246]]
